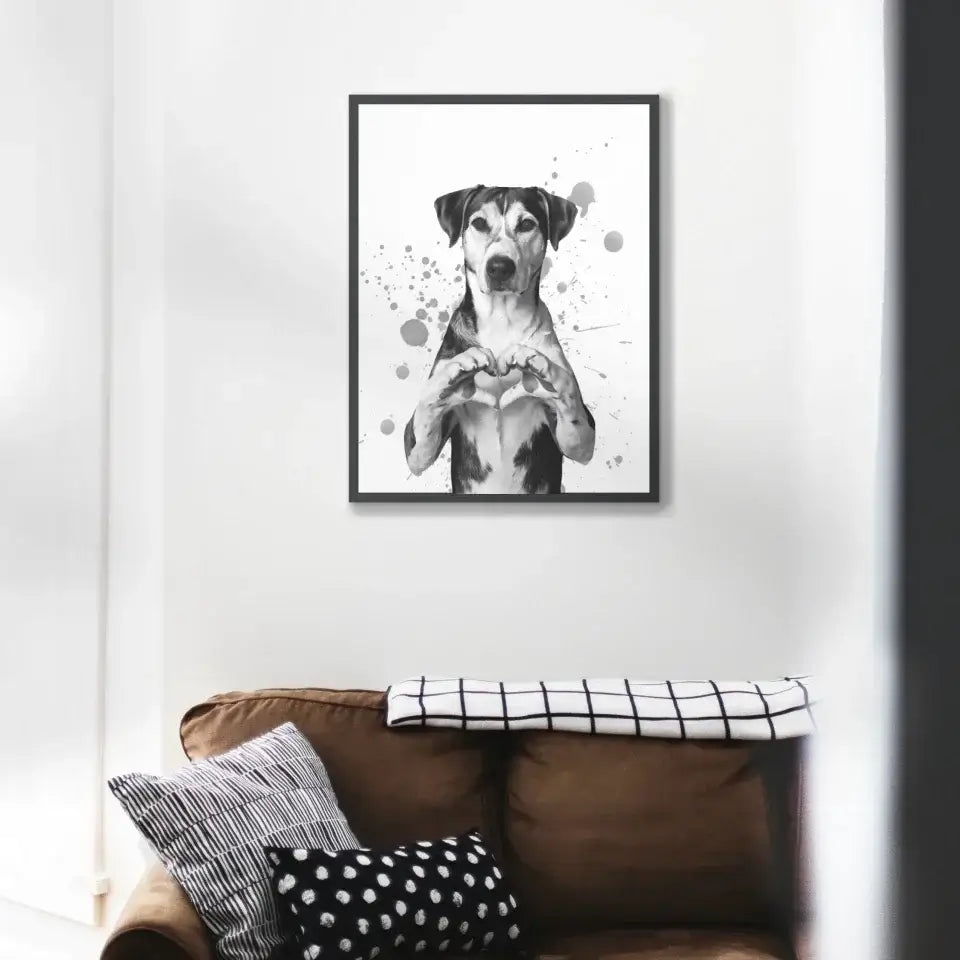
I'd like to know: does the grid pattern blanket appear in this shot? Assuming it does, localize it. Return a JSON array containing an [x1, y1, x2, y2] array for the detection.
[[385, 676, 817, 740]]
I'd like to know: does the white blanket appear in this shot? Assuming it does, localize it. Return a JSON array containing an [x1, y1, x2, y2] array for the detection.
[[385, 676, 817, 740]]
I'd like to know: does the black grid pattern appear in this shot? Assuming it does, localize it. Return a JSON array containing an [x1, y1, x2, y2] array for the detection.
[[385, 676, 817, 740]]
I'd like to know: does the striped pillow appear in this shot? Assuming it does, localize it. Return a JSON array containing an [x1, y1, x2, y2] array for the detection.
[[109, 722, 359, 960]]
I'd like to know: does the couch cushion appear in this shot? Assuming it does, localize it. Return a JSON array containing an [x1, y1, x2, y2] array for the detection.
[[180, 688, 502, 852], [536, 927, 793, 959], [505, 732, 780, 929]]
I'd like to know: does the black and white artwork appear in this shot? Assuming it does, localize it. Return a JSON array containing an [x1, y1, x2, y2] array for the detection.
[[349, 95, 658, 502]]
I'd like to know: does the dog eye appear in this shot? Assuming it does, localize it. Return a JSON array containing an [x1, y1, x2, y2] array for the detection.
[[516, 219, 537, 233], [471, 217, 490, 233]]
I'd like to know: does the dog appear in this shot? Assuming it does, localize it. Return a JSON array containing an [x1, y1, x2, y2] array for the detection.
[[403, 185, 596, 494]]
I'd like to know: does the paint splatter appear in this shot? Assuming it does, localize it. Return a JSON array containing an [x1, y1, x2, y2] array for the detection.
[[576, 323, 619, 333], [426, 298, 438, 308], [400, 318, 429, 347], [422, 271, 431, 280], [568, 182, 595, 217], [557, 281, 568, 294], [614, 455, 623, 465], [390, 302, 398, 311], [438, 310, 450, 324], [551, 172, 558, 179], [380, 418, 395, 435], [396, 364, 410, 380], [542, 257, 553, 279], [415, 308, 427, 320], [421, 257, 430, 265], [585, 365, 608, 380], [604, 231, 624, 252], [405, 245, 412, 252]]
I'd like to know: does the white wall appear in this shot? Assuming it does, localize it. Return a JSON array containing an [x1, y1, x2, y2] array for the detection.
[[151, 11, 893, 958], [0, 0, 889, 953], [0, 0, 110, 937], [0, 1, 883, 953], [101, 0, 168, 931], [159, 0, 812, 762], [794, 3, 894, 959]]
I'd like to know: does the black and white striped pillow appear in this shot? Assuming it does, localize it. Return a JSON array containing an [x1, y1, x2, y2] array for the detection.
[[109, 722, 359, 960]]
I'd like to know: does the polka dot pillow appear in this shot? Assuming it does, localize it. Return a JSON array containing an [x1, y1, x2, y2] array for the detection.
[[265, 830, 525, 958]]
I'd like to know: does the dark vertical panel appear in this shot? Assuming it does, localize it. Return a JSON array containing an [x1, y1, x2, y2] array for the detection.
[[896, 2, 960, 956]]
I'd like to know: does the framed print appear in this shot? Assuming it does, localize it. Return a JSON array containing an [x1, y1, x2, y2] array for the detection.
[[349, 95, 659, 502]]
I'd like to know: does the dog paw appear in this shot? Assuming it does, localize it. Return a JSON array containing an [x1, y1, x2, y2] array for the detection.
[[496, 345, 558, 394], [433, 347, 497, 402]]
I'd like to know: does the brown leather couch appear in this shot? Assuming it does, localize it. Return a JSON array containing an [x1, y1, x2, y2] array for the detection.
[[101, 688, 811, 960]]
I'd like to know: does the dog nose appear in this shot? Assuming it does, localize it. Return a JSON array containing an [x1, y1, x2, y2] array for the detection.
[[486, 256, 516, 282]]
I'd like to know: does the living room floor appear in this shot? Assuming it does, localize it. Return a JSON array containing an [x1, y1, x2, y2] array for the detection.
[[0, 899, 105, 960]]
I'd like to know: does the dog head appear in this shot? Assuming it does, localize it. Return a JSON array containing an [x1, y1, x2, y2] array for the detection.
[[434, 185, 578, 295]]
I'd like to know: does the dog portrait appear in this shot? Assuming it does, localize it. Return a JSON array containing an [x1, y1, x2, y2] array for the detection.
[[350, 96, 658, 502]]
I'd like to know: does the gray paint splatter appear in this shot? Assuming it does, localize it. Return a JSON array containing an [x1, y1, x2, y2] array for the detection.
[[576, 323, 619, 333], [568, 182, 595, 217], [438, 310, 450, 324], [614, 455, 623, 465], [396, 364, 410, 380], [415, 308, 427, 320], [380, 418, 395, 435], [604, 231, 624, 252], [556, 281, 567, 294], [389, 302, 398, 310], [400, 318, 429, 347]]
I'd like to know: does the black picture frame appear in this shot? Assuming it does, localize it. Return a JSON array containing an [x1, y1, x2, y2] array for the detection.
[[348, 94, 660, 503]]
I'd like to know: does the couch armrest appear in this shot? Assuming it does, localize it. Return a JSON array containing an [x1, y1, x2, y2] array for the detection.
[[101, 863, 214, 960]]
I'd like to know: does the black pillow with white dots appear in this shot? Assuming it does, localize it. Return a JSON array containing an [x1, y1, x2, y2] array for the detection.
[[265, 830, 526, 959]]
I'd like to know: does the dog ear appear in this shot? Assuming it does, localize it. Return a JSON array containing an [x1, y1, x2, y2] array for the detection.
[[434, 185, 483, 246], [536, 188, 579, 250]]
